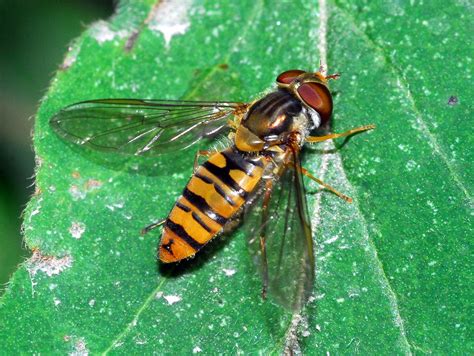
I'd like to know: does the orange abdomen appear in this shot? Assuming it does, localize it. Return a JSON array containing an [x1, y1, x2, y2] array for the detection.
[[159, 147, 267, 262]]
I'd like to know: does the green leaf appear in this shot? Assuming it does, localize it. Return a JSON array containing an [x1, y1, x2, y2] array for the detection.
[[1, 0, 472, 354]]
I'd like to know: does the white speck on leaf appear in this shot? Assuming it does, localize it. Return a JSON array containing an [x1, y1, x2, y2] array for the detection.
[[405, 160, 419, 171], [223, 268, 236, 276], [106, 201, 125, 211], [193, 346, 202, 353], [427, 200, 438, 214], [172, 172, 185, 180], [88, 299, 96, 307], [30, 198, 43, 217], [323, 235, 339, 245], [148, 0, 192, 48], [163, 295, 182, 305], [69, 337, 89, 356], [314, 293, 325, 301], [27, 250, 73, 278], [91, 21, 128, 44], [69, 185, 86, 200], [61, 44, 81, 70], [69, 222, 86, 239], [398, 144, 409, 152], [134, 336, 147, 345], [69, 178, 103, 201]]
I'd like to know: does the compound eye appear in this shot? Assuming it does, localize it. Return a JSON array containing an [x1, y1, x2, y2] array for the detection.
[[297, 82, 333, 125], [276, 69, 306, 85]]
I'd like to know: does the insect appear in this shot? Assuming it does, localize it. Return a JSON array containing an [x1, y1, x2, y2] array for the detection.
[[50, 69, 374, 310]]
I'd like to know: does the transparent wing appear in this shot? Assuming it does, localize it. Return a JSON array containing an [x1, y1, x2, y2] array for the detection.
[[244, 147, 315, 311], [50, 98, 247, 155]]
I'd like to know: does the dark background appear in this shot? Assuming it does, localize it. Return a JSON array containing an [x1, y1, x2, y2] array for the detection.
[[0, 0, 114, 291]]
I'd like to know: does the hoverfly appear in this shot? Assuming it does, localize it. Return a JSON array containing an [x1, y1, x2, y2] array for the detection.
[[50, 69, 374, 311]]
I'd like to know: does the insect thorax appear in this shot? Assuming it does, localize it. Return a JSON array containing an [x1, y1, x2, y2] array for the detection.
[[235, 89, 319, 152]]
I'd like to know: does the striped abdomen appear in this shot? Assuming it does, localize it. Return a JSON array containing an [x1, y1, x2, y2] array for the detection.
[[159, 147, 267, 262]]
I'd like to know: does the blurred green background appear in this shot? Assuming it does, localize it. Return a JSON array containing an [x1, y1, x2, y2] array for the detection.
[[0, 0, 114, 292]]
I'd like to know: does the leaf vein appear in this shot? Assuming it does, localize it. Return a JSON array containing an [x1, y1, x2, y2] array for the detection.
[[330, 141, 413, 353], [330, 0, 472, 204], [307, 2, 413, 352], [101, 278, 168, 354]]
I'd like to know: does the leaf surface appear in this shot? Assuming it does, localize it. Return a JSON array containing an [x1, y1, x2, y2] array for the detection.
[[0, 0, 471, 354]]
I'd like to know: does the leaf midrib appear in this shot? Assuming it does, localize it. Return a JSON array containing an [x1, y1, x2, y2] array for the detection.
[[309, 1, 413, 353]]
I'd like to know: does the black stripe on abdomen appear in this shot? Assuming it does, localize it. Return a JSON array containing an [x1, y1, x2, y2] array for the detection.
[[183, 188, 227, 226], [195, 172, 236, 207], [176, 200, 213, 233], [176, 201, 191, 212], [221, 150, 259, 175], [165, 219, 203, 251], [203, 161, 249, 199]]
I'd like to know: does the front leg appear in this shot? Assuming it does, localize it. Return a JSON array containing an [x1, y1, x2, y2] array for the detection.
[[306, 124, 375, 143]]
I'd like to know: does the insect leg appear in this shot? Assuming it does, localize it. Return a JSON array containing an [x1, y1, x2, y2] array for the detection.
[[306, 124, 375, 143], [324, 73, 340, 80], [300, 166, 353, 203], [259, 179, 274, 300], [316, 63, 339, 81], [141, 219, 166, 235]]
